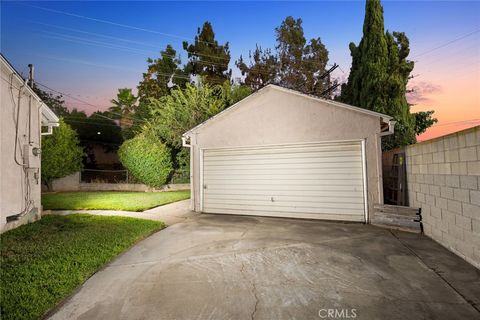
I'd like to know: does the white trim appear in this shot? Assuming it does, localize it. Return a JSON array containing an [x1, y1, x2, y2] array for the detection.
[[199, 148, 204, 212], [189, 146, 195, 211], [1, 54, 43, 105], [183, 84, 392, 136], [269, 85, 393, 122], [361, 139, 369, 223], [40, 104, 60, 127]]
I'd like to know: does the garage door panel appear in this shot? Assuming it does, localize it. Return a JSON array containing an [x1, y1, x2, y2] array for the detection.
[[204, 150, 361, 160], [205, 198, 364, 207], [204, 143, 360, 156], [204, 178, 363, 186], [204, 163, 363, 172], [205, 191, 364, 200], [204, 203, 365, 215], [202, 141, 366, 221], [206, 184, 363, 192], [204, 157, 362, 167], [202, 208, 364, 222], [204, 168, 362, 177]]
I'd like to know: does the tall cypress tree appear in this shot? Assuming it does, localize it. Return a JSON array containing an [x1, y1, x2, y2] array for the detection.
[[340, 0, 420, 149]]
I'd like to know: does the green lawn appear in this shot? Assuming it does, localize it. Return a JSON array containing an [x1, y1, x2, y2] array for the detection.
[[42, 190, 190, 211], [0, 214, 163, 320]]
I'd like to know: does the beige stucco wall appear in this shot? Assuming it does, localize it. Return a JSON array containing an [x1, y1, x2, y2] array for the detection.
[[1, 62, 43, 232], [406, 126, 480, 268], [187, 86, 387, 220]]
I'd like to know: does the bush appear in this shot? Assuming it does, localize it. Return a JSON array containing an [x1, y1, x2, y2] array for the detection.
[[118, 133, 172, 187], [42, 119, 84, 189]]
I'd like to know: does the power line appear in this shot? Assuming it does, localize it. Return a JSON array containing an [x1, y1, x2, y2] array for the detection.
[[29, 17, 337, 71], [34, 82, 147, 124], [429, 119, 480, 128], [19, 2, 227, 49], [412, 29, 480, 59]]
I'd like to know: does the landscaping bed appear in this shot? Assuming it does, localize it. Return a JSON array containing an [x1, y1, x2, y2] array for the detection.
[[0, 214, 163, 320], [42, 190, 190, 211]]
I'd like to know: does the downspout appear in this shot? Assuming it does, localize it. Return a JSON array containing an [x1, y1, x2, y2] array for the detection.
[[182, 134, 194, 211], [376, 118, 396, 210]]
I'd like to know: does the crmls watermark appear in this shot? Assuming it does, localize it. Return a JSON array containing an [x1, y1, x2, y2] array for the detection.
[[318, 308, 357, 319]]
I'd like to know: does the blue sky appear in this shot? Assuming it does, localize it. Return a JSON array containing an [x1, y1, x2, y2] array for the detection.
[[1, 1, 479, 138]]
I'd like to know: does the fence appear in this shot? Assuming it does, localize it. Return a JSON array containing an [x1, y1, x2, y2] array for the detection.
[[80, 169, 129, 183], [405, 126, 480, 268], [46, 169, 190, 193]]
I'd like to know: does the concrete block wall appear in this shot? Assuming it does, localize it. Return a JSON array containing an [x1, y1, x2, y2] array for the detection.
[[406, 126, 480, 269]]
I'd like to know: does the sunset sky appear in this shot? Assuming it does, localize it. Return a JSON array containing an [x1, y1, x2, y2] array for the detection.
[[2, 1, 479, 141]]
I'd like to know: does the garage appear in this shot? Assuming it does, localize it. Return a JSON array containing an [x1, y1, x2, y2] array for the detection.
[[183, 85, 394, 223], [202, 141, 366, 222]]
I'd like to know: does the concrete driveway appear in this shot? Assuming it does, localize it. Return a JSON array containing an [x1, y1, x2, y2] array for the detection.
[[49, 214, 480, 320]]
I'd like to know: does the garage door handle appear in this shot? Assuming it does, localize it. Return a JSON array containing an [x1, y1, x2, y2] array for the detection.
[[203, 185, 207, 189]]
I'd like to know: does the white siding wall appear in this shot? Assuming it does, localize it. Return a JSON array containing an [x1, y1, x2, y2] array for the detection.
[[1, 62, 42, 232]]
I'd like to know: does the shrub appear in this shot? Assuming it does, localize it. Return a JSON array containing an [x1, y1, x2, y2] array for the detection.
[[42, 119, 84, 189], [118, 133, 172, 187]]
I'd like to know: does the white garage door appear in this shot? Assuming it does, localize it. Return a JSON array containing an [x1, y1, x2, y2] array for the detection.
[[201, 141, 367, 222]]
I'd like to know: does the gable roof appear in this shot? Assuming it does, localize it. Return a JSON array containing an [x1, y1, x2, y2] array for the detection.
[[183, 84, 392, 137], [1, 53, 59, 127]]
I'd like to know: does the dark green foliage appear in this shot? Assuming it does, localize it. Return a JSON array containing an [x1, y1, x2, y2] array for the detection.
[[42, 191, 190, 211], [109, 88, 138, 138], [236, 45, 277, 91], [137, 45, 188, 103], [413, 110, 438, 135], [65, 110, 123, 151], [339, 0, 433, 150], [118, 133, 173, 187], [339, 0, 389, 113], [41, 119, 84, 188], [32, 84, 69, 117], [183, 21, 232, 85], [144, 80, 251, 150], [237, 16, 330, 96], [0, 214, 163, 320]]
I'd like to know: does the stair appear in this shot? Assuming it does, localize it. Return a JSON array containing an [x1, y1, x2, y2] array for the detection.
[[371, 204, 422, 233]]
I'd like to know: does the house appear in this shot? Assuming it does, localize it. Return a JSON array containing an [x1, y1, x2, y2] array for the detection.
[[182, 84, 395, 223], [1, 54, 59, 233]]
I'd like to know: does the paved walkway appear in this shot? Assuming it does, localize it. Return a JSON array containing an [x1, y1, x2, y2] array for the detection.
[[50, 199, 195, 226]]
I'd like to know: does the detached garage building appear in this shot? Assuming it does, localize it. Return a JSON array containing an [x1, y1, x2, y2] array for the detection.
[[182, 85, 394, 223]]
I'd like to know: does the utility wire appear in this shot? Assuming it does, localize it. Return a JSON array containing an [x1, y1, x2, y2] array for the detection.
[[412, 29, 480, 59], [19, 3, 229, 49]]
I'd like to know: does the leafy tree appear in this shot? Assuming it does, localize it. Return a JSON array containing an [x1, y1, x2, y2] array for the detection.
[[237, 16, 330, 96], [339, 0, 434, 150], [183, 21, 232, 85], [32, 84, 69, 117], [118, 132, 173, 187], [41, 119, 84, 189], [413, 110, 438, 135], [236, 45, 277, 91], [109, 88, 138, 129], [137, 45, 188, 104], [144, 80, 251, 149]]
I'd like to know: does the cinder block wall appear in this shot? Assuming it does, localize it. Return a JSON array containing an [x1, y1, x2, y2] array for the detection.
[[406, 126, 480, 268]]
